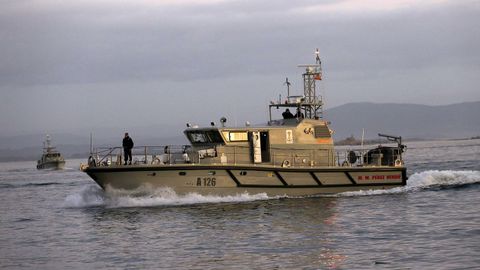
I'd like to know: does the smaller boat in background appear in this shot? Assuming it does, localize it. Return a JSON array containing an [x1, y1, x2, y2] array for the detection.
[[37, 135, 65, 170]]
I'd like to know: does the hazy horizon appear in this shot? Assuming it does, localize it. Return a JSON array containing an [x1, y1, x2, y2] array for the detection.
[[1, 100, 478, 140]]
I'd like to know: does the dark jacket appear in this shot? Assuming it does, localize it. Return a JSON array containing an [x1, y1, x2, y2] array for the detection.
[[122, 136, 134, 150], [282, 110, 294, 119]]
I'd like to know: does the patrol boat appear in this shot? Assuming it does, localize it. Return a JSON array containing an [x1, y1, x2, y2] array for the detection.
[[37, 135, 65, 170], [81, 51, 407, 196]]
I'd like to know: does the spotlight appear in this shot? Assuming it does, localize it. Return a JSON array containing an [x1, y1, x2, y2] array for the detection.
[[220, 117, 227, 127]]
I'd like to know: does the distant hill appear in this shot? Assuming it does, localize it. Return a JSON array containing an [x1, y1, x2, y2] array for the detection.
[[325, 101, 480, 140], [1, 101, 479, 161]]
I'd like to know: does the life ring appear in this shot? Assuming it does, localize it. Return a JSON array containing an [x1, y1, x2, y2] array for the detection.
[[282, 160, 291, 168], [394, 159, 402, 167]]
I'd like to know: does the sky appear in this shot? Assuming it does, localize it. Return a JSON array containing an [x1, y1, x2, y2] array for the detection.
[[1, 0, 479, 138]]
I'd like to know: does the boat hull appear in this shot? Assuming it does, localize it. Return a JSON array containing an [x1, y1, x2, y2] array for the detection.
[[37, 160, 65, 170], [84, 164, 407, 196]]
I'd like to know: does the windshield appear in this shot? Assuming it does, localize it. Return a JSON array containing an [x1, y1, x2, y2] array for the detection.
[[186, 130, 224, 145]]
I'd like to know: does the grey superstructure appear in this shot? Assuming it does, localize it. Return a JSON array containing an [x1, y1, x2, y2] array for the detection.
[[81, 51, 407, 196], [37, 135, 65, 170]]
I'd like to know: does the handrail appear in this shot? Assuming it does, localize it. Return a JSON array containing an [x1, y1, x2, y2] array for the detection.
[[91, 145, 191, 166], [95, 147, 119, 165], [88, 143, 405, 168]]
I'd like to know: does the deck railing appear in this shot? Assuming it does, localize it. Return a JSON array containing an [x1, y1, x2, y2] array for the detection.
[[335, 146, 404, 167], [87, 144, 404, 168], [89, 145, 194, 167]]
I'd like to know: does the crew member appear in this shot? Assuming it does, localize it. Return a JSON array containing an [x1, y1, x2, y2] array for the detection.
[[122, 132, 134, 165], [295, 108, 304, 118], [282, 109, 294, 119]]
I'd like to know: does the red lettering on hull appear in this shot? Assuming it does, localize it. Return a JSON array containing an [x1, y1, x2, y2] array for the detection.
[[357, 174, 401, 181]]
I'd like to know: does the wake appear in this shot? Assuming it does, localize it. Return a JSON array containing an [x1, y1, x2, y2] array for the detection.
[[64, 184, 271, 209], [64, 170, 480, 207], [337, 170, 480, 197]]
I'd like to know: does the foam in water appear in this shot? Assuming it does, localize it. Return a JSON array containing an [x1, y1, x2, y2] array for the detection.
[[64, 185, 106, 208], [64, 170, 480, 207], [64, 184, 272, 208], [337, 170, 480, 197]]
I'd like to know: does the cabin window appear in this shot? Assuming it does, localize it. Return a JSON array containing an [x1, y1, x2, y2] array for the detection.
[[186, 130, 224, 145], [229, 131, 248, 142], [190, 132, 208, 143], [314, 125, 331, 138], [207, 131, 224, 143]]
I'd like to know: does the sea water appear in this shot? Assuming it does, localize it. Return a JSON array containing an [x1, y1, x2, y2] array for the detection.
[[0, 139, 479, 269]]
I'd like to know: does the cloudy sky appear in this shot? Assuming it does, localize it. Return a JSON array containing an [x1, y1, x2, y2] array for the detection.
[[1, 0, 479, 138]]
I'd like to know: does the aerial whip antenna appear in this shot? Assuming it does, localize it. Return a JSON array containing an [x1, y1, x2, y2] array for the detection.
[[284, 77, 291, 97], [314, 48, 322, 80]]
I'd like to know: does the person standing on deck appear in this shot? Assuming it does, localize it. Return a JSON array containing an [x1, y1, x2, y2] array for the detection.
[[122, 132, 134, 165]]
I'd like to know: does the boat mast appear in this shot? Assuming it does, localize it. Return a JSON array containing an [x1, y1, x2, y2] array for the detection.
[[299, 48, 323, 119], [44, 134, 52, 153], [268, 49, 325, 122]]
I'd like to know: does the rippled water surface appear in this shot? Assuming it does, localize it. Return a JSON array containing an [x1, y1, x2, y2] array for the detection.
[[1, 139, 479, 269]]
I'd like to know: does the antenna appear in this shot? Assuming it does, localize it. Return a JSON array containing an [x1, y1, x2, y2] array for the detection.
[[297, 49, 324, 119], [90, 133, 93, 155], [44, 134, 53, 153], [46, 134, 51, 147], [361, 128, 365, 163], [284, 77, 291, 97], [267, 49, 326, 122], [315, 48, 322, 80]]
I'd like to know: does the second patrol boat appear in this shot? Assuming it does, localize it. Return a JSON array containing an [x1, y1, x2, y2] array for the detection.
[[37, 135, 65, 170], [82, 50, 407, 196]]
